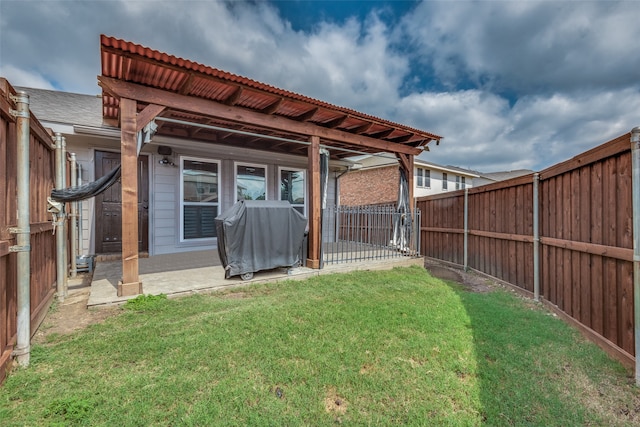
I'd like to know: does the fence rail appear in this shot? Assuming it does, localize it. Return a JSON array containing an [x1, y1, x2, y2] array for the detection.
[[1, 79, 57, 383], [322, 204, 421, 265], [417, 131, 637, 368]]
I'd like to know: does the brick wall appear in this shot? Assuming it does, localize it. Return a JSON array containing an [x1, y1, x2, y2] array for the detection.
[[339, 166, 399, 206]]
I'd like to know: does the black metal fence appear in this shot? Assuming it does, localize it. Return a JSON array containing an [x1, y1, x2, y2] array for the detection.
[[321, 204, 421, 265]]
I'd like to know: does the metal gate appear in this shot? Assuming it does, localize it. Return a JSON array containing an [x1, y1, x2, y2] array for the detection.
[[321, 204, 421, 265]]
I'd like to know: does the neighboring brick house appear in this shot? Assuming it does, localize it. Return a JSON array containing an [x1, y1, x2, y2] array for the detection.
[[338, 155, 479, 206], [339, 163, 400, 206]]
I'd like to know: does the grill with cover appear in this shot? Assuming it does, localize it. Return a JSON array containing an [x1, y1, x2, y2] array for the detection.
[[215, 200, 307, 280]]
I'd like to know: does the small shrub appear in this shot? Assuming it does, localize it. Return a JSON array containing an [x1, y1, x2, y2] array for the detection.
[[124, 293, 168, 311]]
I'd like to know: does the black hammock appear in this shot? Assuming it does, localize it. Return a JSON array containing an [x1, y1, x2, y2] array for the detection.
[[50, 165, 121, 203]]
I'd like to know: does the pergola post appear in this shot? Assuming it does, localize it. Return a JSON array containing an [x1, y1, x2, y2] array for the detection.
[[307, 135, 321, 269], [118, 97, 142, 296], [407, 155, 414, 206], [396, 153, 416, 252], [396, 153, 415, 212]]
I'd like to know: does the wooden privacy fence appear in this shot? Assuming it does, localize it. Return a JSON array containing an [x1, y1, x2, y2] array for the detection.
[[418, 131, 638, 368], [1, 79, 57, 383]]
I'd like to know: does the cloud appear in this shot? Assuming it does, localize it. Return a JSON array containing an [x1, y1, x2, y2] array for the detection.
[[1, 1, 124, 93], [117, 2, 408, 117], [402, 90, 534, 171], [290, 14, 408, 115], [0, 65, 56, 91], [408, 87, 640, 172], [1, 0, 638, 173], [510, 88, 640, 167], [403, 1, 640, 96]]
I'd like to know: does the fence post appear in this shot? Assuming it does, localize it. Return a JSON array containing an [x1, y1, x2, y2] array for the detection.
[[11, 91, 31, 366], [463, 188, 469, 271], [630, 126, 640, 386], [416, 208, 421, 257], [533, 173, 540, 302], [54, 133, 67, 301]]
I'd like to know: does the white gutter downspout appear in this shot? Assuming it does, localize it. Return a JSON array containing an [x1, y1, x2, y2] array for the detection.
[[69, 153, 78, 278], [61, 138, 68, 295], [77, 163, 83, 256], [630, 126, 640, 386], [10, 91, 31, 366]]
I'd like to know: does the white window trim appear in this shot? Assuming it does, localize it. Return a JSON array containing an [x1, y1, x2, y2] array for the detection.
[[180, 156, 221, 243], [416, 167, 431, 189], [416, 167, 424, 188], [442, 172, 448, 191], [278, 166, 307, 216], [234, 161, 268, 202]]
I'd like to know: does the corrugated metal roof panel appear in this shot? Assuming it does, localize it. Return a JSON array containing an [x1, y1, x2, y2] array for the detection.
[[189, 77, 236, 102], [100, 35, 441, 144], [236, 89, 278, 111]]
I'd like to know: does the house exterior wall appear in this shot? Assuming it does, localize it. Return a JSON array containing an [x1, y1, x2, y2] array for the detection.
[[65, 134, 121, 255], [414, 167, 472, 197], [339, 166, 399, 206], [67, 134, 335, 256], [339, 164, 474, 206]]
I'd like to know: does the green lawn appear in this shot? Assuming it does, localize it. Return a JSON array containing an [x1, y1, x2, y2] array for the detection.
[[1, 266, 639, 426]]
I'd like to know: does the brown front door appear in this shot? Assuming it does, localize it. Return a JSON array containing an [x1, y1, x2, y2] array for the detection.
[[95, 151, 149, 254]]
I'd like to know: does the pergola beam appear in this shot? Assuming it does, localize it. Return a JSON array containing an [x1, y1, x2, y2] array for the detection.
[[136, 104, 165, 132], [98, 76, 422, 156]]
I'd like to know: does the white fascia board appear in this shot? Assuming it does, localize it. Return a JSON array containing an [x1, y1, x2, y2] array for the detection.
[[38, 120, 75, 135], [150, 134, 353, 170], [73, 125, 121, 139]]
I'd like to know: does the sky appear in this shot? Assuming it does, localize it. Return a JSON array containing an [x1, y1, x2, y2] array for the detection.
[[1, 0, 639, 173]]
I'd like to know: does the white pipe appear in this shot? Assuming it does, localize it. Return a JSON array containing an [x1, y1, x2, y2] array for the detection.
[[630, 126, 640, 386], [70, 153, 78, 277], [54, 133, 66, 300], [533, 173, 540, 302], [77, 163, 83, 256], [154, 116, 405, 160], [13, 90, 31, 366], [61, 137, 68, 294]]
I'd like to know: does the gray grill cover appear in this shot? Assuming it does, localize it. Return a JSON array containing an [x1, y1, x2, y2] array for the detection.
[[215, 200, 307, 279]]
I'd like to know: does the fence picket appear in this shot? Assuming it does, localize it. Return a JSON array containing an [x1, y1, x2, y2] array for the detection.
[[417, 131, 636, 367]]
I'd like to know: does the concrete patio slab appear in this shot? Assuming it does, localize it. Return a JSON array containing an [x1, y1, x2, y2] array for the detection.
[[87, 250, 424, 307]]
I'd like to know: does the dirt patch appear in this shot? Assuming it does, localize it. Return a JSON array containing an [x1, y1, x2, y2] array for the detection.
[[32, 273, 120, 344], [220, 291, 250, 299], [324, 387, 348, 415], [424, 260, 494, 292]]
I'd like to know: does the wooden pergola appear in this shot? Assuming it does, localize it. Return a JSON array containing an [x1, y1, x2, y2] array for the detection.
[[97, 35, 442, 296]]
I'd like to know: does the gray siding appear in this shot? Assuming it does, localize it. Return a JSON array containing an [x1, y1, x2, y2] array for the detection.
[[64, 133, 339, 257], [147, 137, 333, 255], [150, 156, 182, 254]]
